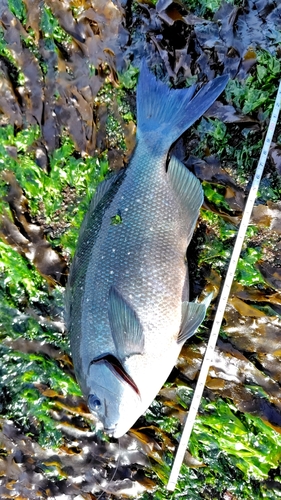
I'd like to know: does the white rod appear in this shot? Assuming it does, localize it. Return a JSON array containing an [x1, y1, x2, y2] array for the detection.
[[167, 80, 281, 491]]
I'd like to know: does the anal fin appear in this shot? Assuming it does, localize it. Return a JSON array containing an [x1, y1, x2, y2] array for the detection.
[[178, 294, 212, 344]]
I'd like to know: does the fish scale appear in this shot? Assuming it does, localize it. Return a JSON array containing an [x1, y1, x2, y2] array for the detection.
[[65, 61, 229, 437], [81, 150, 184, 360]]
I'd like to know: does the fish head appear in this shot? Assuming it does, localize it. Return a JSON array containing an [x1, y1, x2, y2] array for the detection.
[[86, 354, 141, 437]]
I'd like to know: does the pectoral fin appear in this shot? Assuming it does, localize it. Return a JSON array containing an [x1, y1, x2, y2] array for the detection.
[[177, 294, 212, 344], [108, 286, 145, 359]]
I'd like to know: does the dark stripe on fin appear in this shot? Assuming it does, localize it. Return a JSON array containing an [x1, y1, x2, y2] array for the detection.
[[108, 286, 145, 359], [136, 60, 229, 146]]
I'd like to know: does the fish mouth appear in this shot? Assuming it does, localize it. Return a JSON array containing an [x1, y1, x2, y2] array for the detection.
[[104, 425, 117, 436], [89, 354, 140, 397]]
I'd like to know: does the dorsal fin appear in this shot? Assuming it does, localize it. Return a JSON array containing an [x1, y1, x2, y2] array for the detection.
[[90, 170, 125, 212], [168, 156, 203, 242], [168, 156, 203, 213]]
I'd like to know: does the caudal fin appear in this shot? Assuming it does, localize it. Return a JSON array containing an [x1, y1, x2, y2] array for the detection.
[[137, 61, 229, 145]]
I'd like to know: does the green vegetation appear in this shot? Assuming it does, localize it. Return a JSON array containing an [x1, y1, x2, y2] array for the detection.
[[1, 1, 281, 498], [192, 399, 281, 480], [0, 275, 66, 350], [7, 0, 26, 23], [195, 51, 281, 198], [183, 0, 233, 17], [0, 125, 108, 449], [225, 52, 281, 117], [41, 5, 73, 45], [106, 114, 127, 150], [199, 229, 232, 270], [202, 182, 232, 211], [118, 64, 140, 90], [0, 28, 26, 85], [196, 118, 231, 156], [235, 247, 265, 286], [201, 211, 237, 240], [95, 80, 136, 150], [111, 213, 123, 225], [0, 241, 46, 304], [143, 393, 281, 499], [0, 126, 108, 257], [198, 210, 265, 286], [0, 344, 81, 448], [192, 48, 281, 294]]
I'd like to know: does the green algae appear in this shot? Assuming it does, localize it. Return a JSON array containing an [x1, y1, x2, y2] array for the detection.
[[202, 182, 232, 212], [196, 118, 231, 157], [0, 344, 81, 448], [95, 80, 136, 152], [0, 241, 46, 304], [0, 125, 108, 449], [7, 0, 26, 23], [225, 51, 281, 117], [0, 28, 26, 86], [111, 213, 123, 225], [40, 5, 73, 45], [193, 399, 281, 480], [0, 126, 109, 257], [1, 1, 281, 497], [142, 394, 281, 499], [182, 0, 234, 17], [118, 64, 139, 90], [235, 247, 266, 287], [201, 211, 237, 240], [106, 115, 127, 150]]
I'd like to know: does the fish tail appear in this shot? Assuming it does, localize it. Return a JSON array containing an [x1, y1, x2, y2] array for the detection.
[[136, 61, 229, 144]]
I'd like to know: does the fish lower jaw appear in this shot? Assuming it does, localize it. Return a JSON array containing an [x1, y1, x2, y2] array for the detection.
[[104, 426, 118, 437], [106, 411, 142, 438]]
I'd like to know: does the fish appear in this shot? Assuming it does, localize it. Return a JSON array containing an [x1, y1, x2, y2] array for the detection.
[[65, 62, 229, 438]]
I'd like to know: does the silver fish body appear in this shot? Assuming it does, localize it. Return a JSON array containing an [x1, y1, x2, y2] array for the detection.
[[65, 63, 228, 437]]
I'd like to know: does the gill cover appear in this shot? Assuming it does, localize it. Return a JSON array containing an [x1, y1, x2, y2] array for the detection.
[[87, 357, 141, 436]]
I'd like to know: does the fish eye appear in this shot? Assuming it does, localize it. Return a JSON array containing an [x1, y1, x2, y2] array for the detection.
[[88, 394, 102, 412]]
